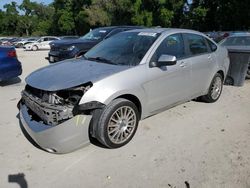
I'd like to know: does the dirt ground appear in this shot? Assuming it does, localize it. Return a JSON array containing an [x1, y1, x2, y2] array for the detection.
[[0, 49, 250, 188]]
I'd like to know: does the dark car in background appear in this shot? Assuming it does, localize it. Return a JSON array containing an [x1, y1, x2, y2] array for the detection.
[[47, 26, 143, 63], [0, 46, 22, 81]]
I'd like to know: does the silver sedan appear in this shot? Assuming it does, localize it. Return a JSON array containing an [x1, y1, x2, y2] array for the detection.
[[19, 28, 229, 153]]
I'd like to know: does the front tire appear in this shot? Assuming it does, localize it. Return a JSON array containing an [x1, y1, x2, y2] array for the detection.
[[32, 45, 38, 51], [201, 73, 223, 103], [96, 98, 139, 148]]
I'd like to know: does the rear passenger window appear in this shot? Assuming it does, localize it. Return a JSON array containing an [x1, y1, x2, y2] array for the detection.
[[151, 33, 185, 62], [185, 34, 209, 55]]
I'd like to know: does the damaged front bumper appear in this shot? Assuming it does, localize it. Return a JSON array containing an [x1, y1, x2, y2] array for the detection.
[[19, 104, 92, 154]]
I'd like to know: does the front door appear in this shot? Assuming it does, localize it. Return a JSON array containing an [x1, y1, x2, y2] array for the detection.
[[143, 33, 191, 114]]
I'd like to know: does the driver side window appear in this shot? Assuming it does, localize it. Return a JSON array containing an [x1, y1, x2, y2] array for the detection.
[[151, 33, 185, 63]]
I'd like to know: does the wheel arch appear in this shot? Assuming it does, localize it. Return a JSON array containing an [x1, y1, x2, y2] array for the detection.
[[115, 94, 142, 119], [32, 45, 38, 50], [217, 70, 225, 81], [89, 94, 142, 140]]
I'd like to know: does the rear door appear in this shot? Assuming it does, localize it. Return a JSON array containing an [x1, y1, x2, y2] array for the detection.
[[183, 33, 215, 96]]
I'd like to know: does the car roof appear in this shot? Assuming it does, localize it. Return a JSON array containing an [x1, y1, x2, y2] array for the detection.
[[125, 28, 205, 35], [93, 25, 145, 30], [228, 33, 250, 37]]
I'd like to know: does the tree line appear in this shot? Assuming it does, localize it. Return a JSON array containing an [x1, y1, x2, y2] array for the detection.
[[0, 0, 249, 36]]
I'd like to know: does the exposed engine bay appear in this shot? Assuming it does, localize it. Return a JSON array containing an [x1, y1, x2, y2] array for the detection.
[[21, 84, 91, 126]]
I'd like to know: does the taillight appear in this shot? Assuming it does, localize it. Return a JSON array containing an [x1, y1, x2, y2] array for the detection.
[[7, 50, 17, 58]]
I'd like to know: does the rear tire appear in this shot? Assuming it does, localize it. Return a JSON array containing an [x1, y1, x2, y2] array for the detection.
[[201, 73, 223, 103], [96, 98, 139, 148]]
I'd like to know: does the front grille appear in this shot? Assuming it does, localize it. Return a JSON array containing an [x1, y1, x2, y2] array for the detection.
[[22, 89, 74, 126], [50, 46, 68, 52], [50, 46, 60, 51]]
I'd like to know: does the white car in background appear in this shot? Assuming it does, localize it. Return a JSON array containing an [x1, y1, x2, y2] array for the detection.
[[24, 36, 60, 51], [14, 37, 39, 48]]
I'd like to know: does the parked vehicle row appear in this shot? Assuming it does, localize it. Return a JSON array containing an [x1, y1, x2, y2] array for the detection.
[[0, 37, 22, 46], [18, 28, 230, 153], [0, 36, 79, 48], [204, 31, 250, 43], [14, 37, 39, 48]]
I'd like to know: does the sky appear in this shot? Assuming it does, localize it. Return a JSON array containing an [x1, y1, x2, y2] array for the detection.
[[0, 0, 53, 10]]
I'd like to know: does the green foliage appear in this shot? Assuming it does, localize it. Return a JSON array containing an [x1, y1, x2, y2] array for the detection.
[[0, 0, 249, 36], [158, 8, 174, 27], [58, 10, 75, 34]]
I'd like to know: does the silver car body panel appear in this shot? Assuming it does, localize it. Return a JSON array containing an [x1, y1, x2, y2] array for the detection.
[[20, 28, 230, 153], [19, 105, 92, 153]]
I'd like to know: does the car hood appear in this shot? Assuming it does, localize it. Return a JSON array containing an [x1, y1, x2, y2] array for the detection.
[[52, 39, 97, 46], [25, 59, 130, 91]]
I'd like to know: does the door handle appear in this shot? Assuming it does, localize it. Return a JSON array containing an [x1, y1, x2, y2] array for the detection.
[[180, 62, 187, 68], [208, 55, 212, 59]]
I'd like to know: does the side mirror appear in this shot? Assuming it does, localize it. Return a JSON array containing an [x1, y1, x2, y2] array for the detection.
[[150, 54, 177, 68]]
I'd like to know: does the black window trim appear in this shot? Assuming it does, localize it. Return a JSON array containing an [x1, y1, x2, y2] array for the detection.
[[183, 33, 212, 58]]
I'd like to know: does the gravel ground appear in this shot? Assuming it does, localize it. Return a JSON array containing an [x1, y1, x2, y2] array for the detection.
[[0, 49, 250, 188]]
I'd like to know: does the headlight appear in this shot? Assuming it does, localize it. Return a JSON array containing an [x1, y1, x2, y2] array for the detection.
[[55, 82, 93, 106], [67, 45, 75, 51]]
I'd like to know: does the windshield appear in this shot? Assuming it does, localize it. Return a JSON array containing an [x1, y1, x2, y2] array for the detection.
[[80, 28, 110, 41], [84, 31, 160, 66], [220, 36, 250, 46]]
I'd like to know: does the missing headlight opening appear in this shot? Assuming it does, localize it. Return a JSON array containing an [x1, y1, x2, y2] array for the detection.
[[21, 83, 92, 126]]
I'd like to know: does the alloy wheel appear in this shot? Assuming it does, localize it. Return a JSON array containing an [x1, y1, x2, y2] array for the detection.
[[107, 106, 137, 144], [211, 76, 222, 100]]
